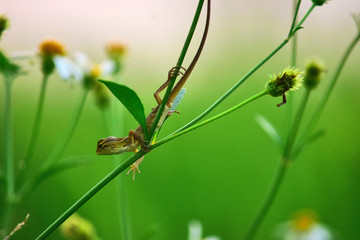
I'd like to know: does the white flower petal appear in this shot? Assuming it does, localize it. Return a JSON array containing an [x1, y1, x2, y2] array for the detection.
[[73, 51, 90, 71], [54, 56, 83, 82], [100, 60, 115, 76], [188, 220, 202, 240]]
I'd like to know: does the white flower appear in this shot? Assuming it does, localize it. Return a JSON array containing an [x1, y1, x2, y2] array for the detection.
[[188, 220, 221, 240], [273, 210, 333, 240], [54, 51, 115, 83]]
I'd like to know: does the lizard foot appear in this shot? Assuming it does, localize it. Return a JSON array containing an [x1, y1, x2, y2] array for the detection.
[[127, 156, 144, 180]]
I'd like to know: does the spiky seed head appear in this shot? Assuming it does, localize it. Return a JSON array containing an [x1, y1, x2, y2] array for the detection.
[[266, 67, 303, 97]]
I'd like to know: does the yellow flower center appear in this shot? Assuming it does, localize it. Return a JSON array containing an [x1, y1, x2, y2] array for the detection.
[[90, 64, 102, 78], [39, 39, 66, 56], [292, 210, 317, 232]]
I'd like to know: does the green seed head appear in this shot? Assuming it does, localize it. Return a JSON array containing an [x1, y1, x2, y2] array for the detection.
[[312, 0, 329, 6], [266, 67, 303, 97], [304, 58, 325, 90], [60, 214, 98, 240]]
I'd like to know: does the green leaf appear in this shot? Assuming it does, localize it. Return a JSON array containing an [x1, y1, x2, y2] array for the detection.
[[99, 80, 148, 136], [255, 115, 282, 148], [37, 156, 94, 184]]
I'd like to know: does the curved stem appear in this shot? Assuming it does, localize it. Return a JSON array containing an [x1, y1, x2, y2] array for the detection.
[[174, 4, 316, 134], [35, 151, 146, 240], [151, 90, 268, 149], [23, 74, 49, 165], [147, 0, 205, 140], [244, 159, 288, 240]]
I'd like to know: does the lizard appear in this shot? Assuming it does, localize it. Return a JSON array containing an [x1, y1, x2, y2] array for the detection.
[[96, 0, 211, 178]]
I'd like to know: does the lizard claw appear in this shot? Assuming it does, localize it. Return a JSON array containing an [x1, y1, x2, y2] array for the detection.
[[127, 156, 144, 180]]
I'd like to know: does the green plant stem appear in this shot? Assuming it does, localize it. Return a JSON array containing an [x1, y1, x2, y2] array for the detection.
[[151, 90, 268, 149], [23, 74, 50, 165], [41, 88, 89, 170], [174, 4, 316, 134], [283, 90, 311, 158], [35, 151, 146, 240], [108, 93, 134, 240], [1, 78, 15, 235], [244, 158, 288, 240], [147, 0, 205, 141], [297, 33, 360, 148], [288, 0, 302, 37], [3, 80, 15, 200], [244, 89, 311, 240]]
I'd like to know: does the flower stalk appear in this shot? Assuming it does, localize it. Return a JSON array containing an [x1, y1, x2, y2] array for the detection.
[[23, 74, 50, 165]]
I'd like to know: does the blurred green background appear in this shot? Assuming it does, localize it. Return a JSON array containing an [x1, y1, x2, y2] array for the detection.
[[1, 0, 360, 239]]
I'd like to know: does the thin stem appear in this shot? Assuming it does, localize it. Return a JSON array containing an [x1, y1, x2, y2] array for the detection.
[[151, 90, 268, 149], [244, 159, 288, 240], [35, 151, 146, 240], [147, 0, 205, 141], [174, 4, 316, 134], [297, 33, 360, 148], [41, 88, 89, 170], [23, 74, 50, 164], [283, 89, 311, 159], [287, 0, 302, 37], [3, 80, 15, 200], [109, 93, 133, 240], [1, 78, 15, 236], [290, 0, 299, 67]]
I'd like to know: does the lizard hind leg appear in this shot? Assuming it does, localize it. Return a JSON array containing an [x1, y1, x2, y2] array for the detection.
[[154, 66, 187, 105], [127, 149, 145, 181]]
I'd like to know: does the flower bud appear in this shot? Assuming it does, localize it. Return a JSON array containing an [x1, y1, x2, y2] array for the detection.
[[304, 58, 325, 90], [39, 39, 66, 75], [105, 41, 127, 75], [60, 214, 98, 240]]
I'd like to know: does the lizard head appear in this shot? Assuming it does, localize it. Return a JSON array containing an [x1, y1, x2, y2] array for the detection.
[[96, 136, 132, 155]]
